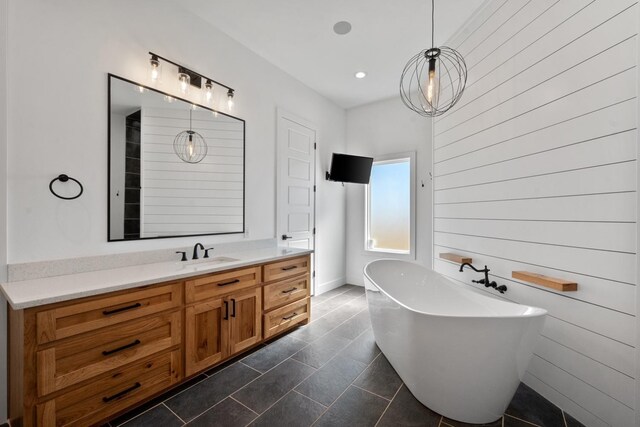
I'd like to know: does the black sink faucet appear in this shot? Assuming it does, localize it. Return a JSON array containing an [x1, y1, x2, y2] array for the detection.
[[459, 262, 507, 294], [192, 242, 205, 260]]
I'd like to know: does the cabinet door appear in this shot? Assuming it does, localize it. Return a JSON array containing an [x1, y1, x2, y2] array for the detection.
[[185, 298, 228, 376], [228, 288, 262, 355]]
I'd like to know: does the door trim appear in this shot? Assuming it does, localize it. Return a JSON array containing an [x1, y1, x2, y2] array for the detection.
[[276, 108, 317, 295]]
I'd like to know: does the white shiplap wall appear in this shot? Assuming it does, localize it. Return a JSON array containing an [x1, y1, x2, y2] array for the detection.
[[141, 108, 244, 237], [432, 1, 637, 425]]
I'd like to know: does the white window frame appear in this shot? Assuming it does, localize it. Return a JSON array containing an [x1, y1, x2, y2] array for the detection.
[[364, 151, 416, 259]]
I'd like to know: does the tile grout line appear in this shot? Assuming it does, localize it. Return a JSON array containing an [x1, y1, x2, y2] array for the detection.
[[351, 352, 383, 385], [504, 414, 543, 426], [310, 290, 359, 312], [233, 286, 365, 399], [229, 395, 261, 417], [162, 402, 186, 425], [350, 383, 392, 401], [296, 297, 368, 346], [239, 360, 265, 375], [309, 329, 384, 426], [291, 388, 329, 409], [562, 410, 568, 427], [240, 358, 323, 426], [373, 381, 403, 427], [309, 292, 366, 324]]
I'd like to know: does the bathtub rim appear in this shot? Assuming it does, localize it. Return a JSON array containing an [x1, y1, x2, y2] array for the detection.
[[364, 259, 547, 319]]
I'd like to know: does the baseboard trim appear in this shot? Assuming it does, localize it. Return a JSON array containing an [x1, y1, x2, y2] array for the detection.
[[315, 277, 346, 295]]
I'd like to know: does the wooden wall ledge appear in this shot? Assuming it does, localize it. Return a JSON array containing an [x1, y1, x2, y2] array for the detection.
[[512, 271, 577, 292], [439, 253, 472, 264]]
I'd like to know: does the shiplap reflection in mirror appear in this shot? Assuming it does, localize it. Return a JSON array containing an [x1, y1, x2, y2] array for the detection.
[[108, 75, 244, 241]]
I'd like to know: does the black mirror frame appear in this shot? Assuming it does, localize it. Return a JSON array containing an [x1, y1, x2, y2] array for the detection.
[[107, 73, 246, 242]]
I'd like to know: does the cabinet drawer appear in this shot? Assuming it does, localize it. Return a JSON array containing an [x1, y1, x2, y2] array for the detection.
[[263, 275, 310, 311], [263, 256, 309, 283], [263, 297, 310, 339], [36, 350, 181, 427], [36, 283, 182, 344], [37, 311, 181, 397], [186, 267, 261, 303]]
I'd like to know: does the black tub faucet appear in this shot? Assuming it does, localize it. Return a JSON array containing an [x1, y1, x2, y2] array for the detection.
[[192, 242, 205, 260], [459, 262, 507, 294]]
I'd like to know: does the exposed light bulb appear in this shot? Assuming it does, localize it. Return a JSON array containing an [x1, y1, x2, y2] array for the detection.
[[136, 86, 145, 93], [191, 104, 197, 110], [149, 55, 161, 83], [204, 80, 214, 105], [426, 57, 439, 105], [178, 69, 190, 95], [187, 133, 194, 160], [212, 111, 218, 118], [354, 71, 367, 79], [227, 89, 234, 110]]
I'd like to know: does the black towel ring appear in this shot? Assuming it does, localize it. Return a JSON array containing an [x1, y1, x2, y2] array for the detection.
[[49, 174, 84, 200]]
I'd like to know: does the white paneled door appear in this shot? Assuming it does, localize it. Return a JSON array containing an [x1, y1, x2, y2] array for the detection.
[[277, 110, 316, 291]]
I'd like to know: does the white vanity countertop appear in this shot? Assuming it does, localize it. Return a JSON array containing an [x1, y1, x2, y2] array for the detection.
[[0, 247, 313, 310]]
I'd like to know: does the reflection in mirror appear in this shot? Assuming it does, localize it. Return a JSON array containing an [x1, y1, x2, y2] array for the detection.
[[108, 75, 245, 241]]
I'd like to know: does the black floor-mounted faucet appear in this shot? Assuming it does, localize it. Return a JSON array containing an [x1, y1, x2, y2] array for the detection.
[[459, 262, 507, 294]]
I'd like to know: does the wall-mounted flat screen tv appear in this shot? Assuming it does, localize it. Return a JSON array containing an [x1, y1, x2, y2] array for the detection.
[[327, 153, 374, 184]]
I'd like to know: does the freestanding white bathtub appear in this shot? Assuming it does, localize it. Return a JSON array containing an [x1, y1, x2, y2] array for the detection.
[[363, 259, 547, 424]]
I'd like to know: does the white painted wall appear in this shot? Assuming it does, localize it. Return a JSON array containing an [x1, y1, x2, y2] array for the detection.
[[4, 0, 347, 288], [433, 1, 637, 425], [2, 1, 348, 419], [345, 96, 432, 286]]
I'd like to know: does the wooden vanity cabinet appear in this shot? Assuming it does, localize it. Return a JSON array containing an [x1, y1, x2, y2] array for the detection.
[[9, 254, 310, 427], [9, 283, 183, 427], [184, 286, 262, 376]]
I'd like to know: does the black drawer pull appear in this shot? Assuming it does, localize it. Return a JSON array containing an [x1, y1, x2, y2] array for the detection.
[[218, 279, 240, 287], [281, 266, 298, 271], [103, 302, 142, 316], [102, 382, 141, 402], [281, 287, 298, 294], [282, 312, 298, 321], [231, 299, 236, 318], [224, 301, 229, 320], [102, 339, 141, 356]]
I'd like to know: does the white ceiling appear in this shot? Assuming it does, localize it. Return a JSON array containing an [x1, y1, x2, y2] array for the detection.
[[179, 0, 486, 109]]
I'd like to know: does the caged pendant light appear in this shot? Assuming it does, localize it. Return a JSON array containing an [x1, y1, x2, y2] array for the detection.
[[174, 109, 208, 164], [400, 0, 468, 117]]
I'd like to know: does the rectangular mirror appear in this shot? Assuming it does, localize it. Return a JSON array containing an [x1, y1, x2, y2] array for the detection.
[[108, 74, 245, 241]]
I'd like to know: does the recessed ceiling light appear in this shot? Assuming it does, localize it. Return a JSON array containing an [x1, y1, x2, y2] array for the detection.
[[333, 21, 352, 35], [354, 71, 367, 79]]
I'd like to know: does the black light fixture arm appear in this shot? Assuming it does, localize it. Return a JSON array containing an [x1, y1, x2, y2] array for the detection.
[[148, 51, 235, 93]]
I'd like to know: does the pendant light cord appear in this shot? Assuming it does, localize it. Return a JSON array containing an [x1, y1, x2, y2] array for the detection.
[[189, 109, 193, 131], [431, 0, 435, 48]]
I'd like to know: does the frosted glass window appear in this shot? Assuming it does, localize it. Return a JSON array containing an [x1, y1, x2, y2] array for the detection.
[[366, 157, 412, 254]]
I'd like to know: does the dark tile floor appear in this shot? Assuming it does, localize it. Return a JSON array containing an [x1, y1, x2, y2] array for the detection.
[[106, 285, 584, 427]]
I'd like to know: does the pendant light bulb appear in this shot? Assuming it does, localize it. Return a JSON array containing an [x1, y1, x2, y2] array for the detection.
[[426, 57, 439, 105], [187, 133, 194, 160], [178, 69, 190, 95], [204, 80, 214, 105], [227, 89, 234, 110], [149, 55, 161, 83]]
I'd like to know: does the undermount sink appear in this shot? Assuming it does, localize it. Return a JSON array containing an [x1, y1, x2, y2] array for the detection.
[[177, 256, 240, 271]]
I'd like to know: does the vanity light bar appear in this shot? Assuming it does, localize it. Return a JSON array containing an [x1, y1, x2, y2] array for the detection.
[[148, 51, 235, 98]]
